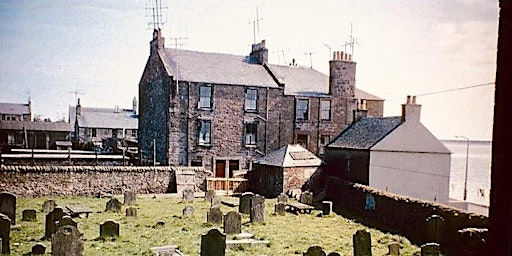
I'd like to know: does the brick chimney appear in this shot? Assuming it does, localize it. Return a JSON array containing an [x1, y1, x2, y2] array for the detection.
[[250, 40, 268, 64], [401, 95, 421, 122], [329, 51, 356, 97], [132, 96, 138, 115], [150, 28, 165, 55], [76, 98, 82, 116], [352, 99, 368, 123]]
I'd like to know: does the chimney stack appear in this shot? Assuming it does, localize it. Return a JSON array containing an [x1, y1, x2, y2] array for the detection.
[[329, 50, 356, 97], [250, 40, 268, 64], [150, 28, 165, 55], [401, 95, 421, 122], [76, 98, 82, 116]]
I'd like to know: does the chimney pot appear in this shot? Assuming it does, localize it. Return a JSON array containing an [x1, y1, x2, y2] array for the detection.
[[412, 96, 417, 104], [406, 95, 411, 104]]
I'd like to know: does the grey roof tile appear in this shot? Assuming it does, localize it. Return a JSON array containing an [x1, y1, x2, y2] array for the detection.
[[0, 102, 30, 115], [253, 144, 322, 167], [69, 107, 137, 129], [0, 121, 72, 131]]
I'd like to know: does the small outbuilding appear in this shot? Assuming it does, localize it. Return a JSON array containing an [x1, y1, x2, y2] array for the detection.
[[248, 144, 322, 198]]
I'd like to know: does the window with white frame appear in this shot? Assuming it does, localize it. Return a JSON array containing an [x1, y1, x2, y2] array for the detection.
[[199, 120, 212, 145], [245, 88, 258, 111], [198, 85, 212, 109], [296, 99, 309, 120], [320, 100, 331, 121], [245, 123, 257, 146]]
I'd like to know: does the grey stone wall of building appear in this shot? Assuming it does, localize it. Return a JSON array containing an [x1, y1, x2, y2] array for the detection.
[[0, 166, 208, 197], [323, 148, 370, 185], [366, 100, 384, 118]]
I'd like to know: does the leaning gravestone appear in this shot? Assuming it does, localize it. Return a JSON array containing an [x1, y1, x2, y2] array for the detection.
[[277, 193, 288, 203], [51, 225, 84, 256], [388, 242, 400, 255], [31, 242, 46, 255], [126, 207, 138, 217], [56, 216, 78, 231], [353, 229, 372, 256], [207, 207, 223, 224], [304, 245, 326, 256], [322, 201, 333, 216], [223, 211, 241, 234], [182, 206, 194, 217], [0, 192, 16, 225], [205, 189, 216, 202], [124, 190, 137, 205], [426, 215, 444, 243], [100, 220, 120, 238], [420, 243, 440, 256], [201, 228, 226, 256], [42, 200, 56, 213], [300, 191, 313, 205], [105, 198, 122, 212], [182, 188, 195, 202], [45, 207, 66, 240], [0, 213, 10, 255], [22, 209, 37, 221], [211, 196, 221, 208], [250, 195, 265, 223], [275, 202, 286, 216], [239, 192, 254, 214]]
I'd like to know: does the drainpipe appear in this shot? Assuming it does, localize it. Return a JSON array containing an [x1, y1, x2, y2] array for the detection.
[[265, 87, 269, 154], [317, 98, 321, 155]]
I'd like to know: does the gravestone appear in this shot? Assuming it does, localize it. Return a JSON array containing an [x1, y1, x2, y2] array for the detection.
[[239, 192, 254, 214], [51, 225, 84, 256], [205, 189, 216, 202], [288, 189, 302, 200], [200, 228, 226, 256], [45, 207, 66, 239], [105, 198, 122, 212], [300, 191, 313, 205], [207, 207, 223, 224], [182, 188, 195, 202], [223, 211, 241, 234], [388, 242, 400, 255], [327, 253, 341, 256], [304, 245, 326, 256], [0, 213, 10, 255], [126, 207, 138, 217], [124, 190, 137, 205], [275, 202, 286, 216], [182, 206, 194, 217], [277, 193, 288, 203], [426, 215, 444, 243], [56, 216, 78, 231], [100, 220, 120, 238], [32, 243, 46, 255], [42, 200, 56, 213], [22, 209, 37, 221], [322, 201, 333, 216], [420, 243, 440, 256], [0, 192, 16, 225], [353, 229, 372, 256], [250, 195, 265, 223], [211, 196, 221, 208], [154, 221, 165, 228]]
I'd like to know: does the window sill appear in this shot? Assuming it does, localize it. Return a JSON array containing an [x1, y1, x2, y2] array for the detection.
[[198, 143, 212, 148], [244, 109, 258, 114], [245, 144, 258, 149]]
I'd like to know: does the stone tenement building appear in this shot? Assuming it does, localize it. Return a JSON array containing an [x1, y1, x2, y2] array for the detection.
[[139, 29, 383, 176]]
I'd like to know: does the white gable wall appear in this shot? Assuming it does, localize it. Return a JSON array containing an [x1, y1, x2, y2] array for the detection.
[[369, 121, 451, 205]]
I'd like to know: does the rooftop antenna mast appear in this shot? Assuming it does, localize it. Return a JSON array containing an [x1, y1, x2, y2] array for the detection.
[[344, 22, 360, 59], [248, 7, 263, 44], [69, 90, 84, 104], [146, 0, 168, 30], [304, 52, 316, 68]]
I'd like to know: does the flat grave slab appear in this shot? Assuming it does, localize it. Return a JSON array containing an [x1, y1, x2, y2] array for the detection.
[[66, 205, 93, 218], [221, 198, 239, 207], [150, 245, 185, 256], [286, 202, 314, 214]]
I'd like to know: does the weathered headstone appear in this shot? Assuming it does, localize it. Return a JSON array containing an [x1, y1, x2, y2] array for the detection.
[[277, 193, 288, 203], [250, 195, 265, 223], [205, 189, 216, 202], [211, 196, 221, 208], [124, 190, 137, 205], [32, 242, 46, 255], [223, 211, 241, 234], [304, 245, 326, 256], [105, 198, 122, 212], [207, 207, 223, 224], [182, 206, 194, 217], [420, 243, 440, 256], [327, 253, 341, 256], [239, 192, 254, 214], [0, 213, 10, 255], [388, 242, 400, 255], [353, 229, 372, 256], [322, 201, 333, 216], [0, 192, 16, 225], [299, 191, 313, 205], [100, 220, 120, 238], [22, 209, 37, 221], [182, 188, 195, 202], [200, 228, 226, 256], [56, 216, 78, 231], [275, 202, 286, 216], [426, 215, 444, 243], [45, 207, 66, 239], [42, 200, 57, 213], [126, 207, 138, 217], [288, 188, 302, 200], [51, 225, 84, 256]]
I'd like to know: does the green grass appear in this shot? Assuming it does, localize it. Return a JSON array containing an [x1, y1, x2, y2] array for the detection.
[[12, 195, 421, 255]]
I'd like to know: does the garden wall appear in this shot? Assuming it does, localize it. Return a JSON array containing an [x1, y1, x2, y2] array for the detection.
[[324, 176, 488, 256], [0, 165, 210, 197]]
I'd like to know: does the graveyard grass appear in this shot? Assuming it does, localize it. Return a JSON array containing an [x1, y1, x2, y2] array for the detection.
[[13, 195, 421, 255]]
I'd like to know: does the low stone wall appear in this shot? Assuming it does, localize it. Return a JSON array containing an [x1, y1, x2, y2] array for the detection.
[[324, 176, 488, 256], [0, 165, 209, 197]]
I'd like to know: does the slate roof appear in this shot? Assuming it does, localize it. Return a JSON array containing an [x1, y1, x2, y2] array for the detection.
[[69, 107, 137, 129], [0, 121, 72, 132], [0, 102, 30, 115], [163, 49, 278, 88], [328, 117, 403, 150], [253, 144, 322, 167]]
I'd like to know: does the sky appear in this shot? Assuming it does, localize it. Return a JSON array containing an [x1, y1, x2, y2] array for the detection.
[[0, 0, 498, 141]]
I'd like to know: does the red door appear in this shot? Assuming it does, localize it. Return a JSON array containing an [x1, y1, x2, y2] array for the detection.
[[216, 160, 226, 178]]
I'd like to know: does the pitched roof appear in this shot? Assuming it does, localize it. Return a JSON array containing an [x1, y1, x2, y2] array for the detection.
[[328, 117, 403, 150], [69, 107, 137, 129], [0, 121, 72, 132], [163, 49, 279, 88], [253, 144, 322, 167], [0, 102, 30, 115]]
